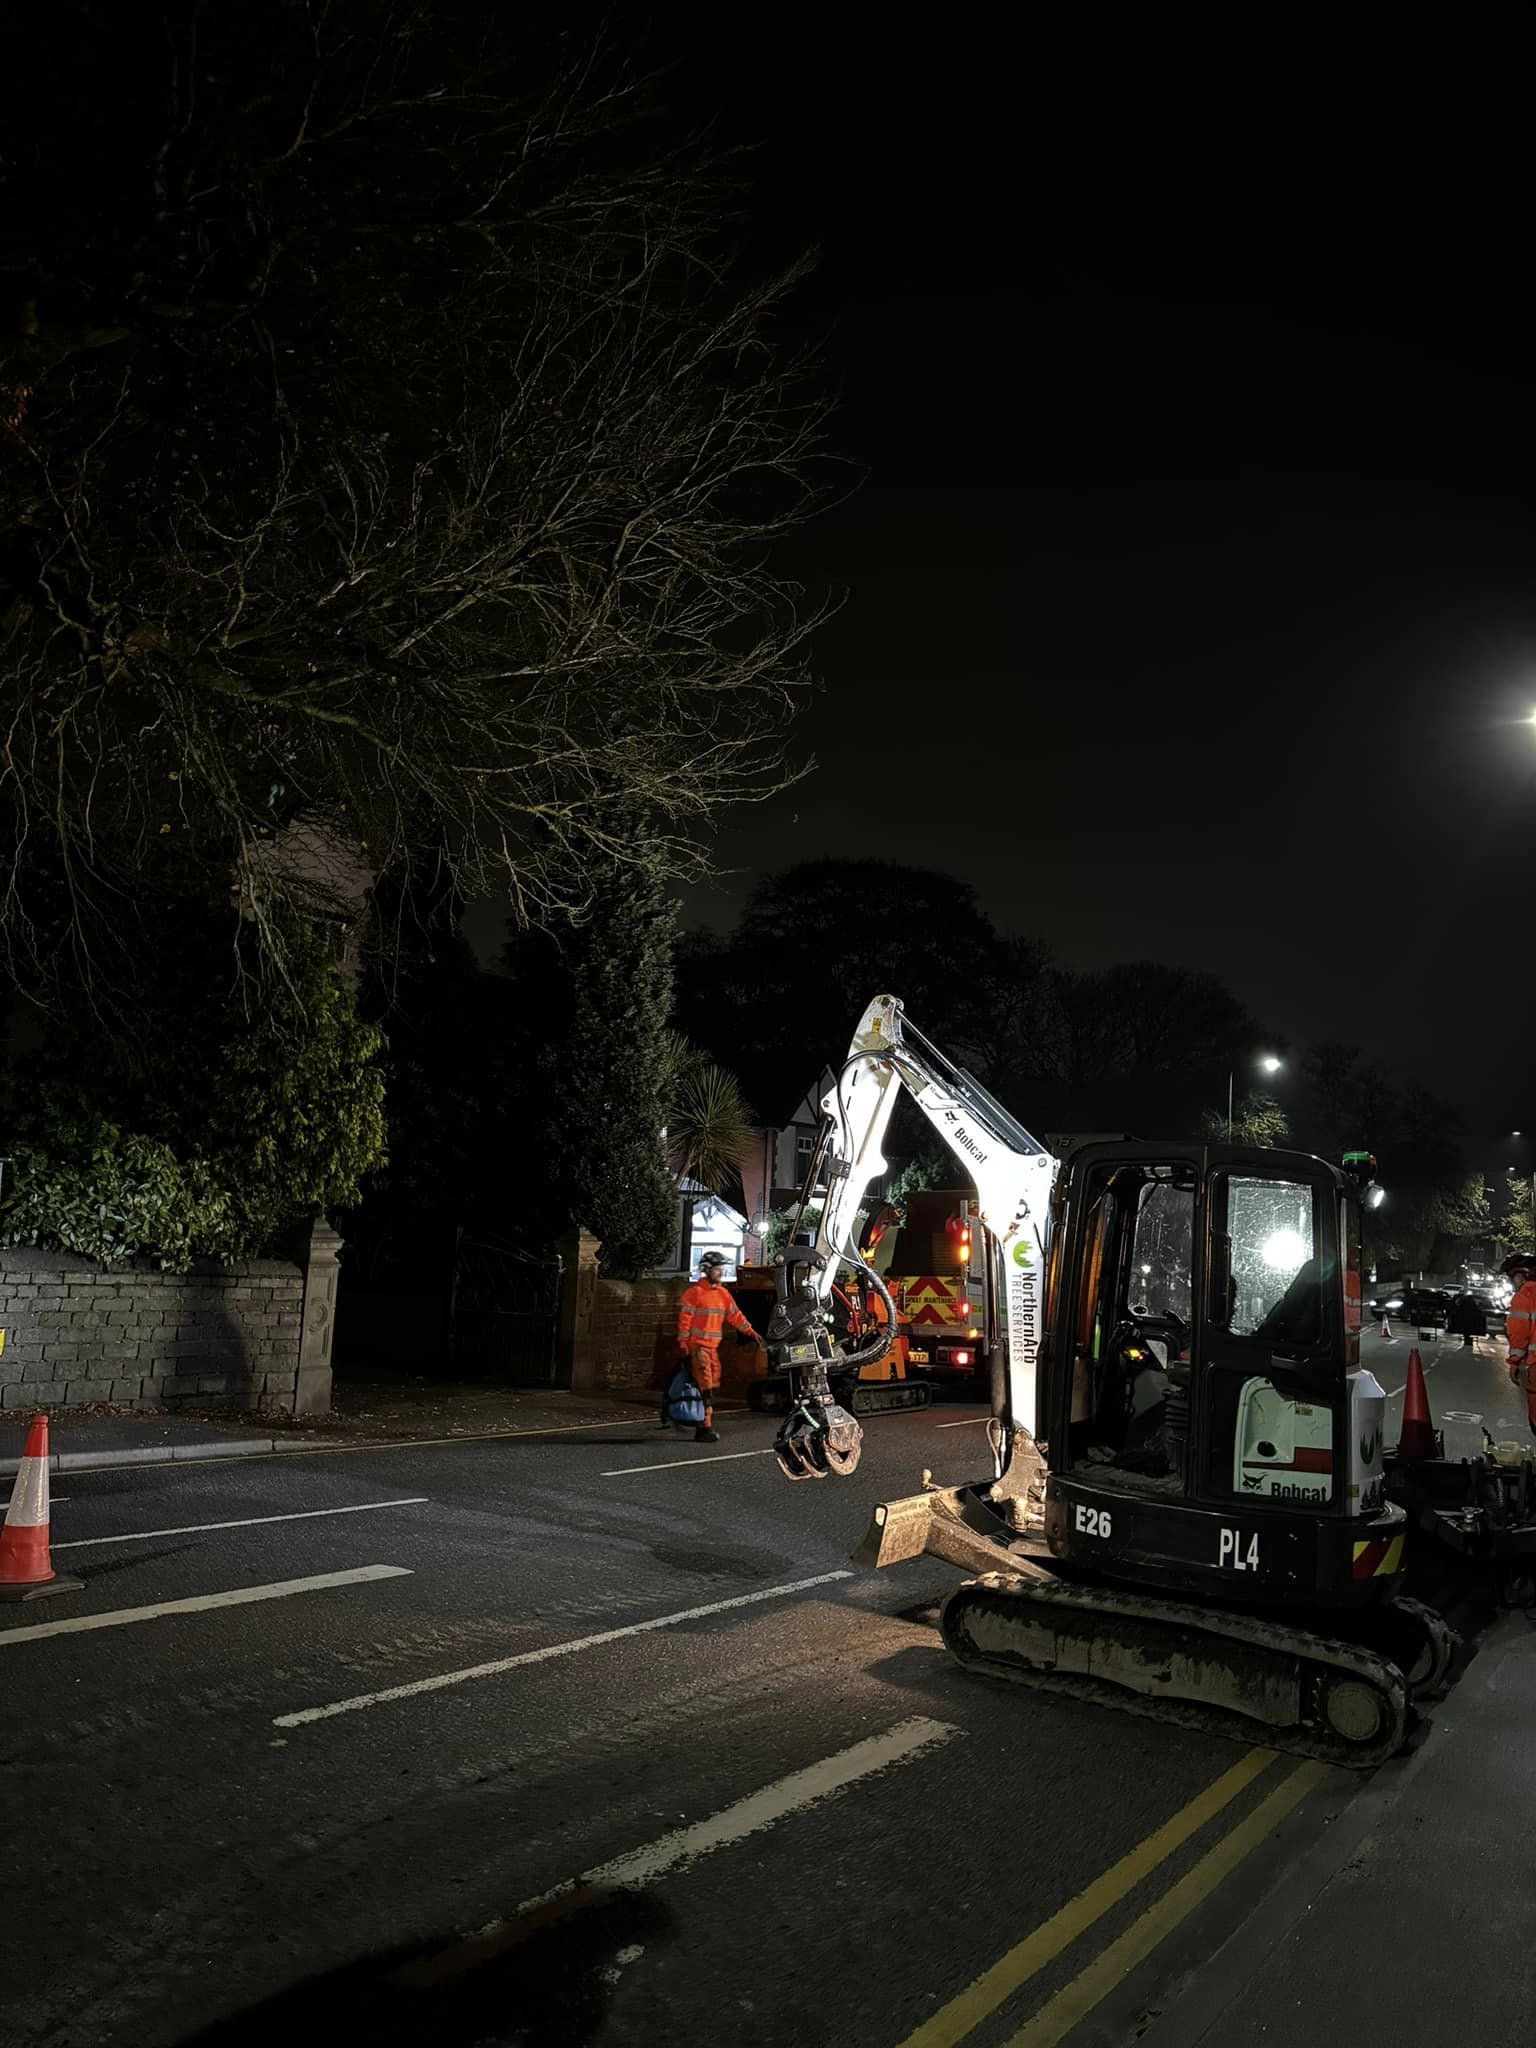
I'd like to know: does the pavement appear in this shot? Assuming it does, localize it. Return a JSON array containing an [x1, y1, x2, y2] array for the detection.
[[0, 1377, 656, 1476], [1373, 1320, 1528, 1448], [1128, 1606, 1536, 2048], [0, 1332, 1529, 2048]]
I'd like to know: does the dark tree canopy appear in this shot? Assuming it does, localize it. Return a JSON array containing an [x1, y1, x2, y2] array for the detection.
[[513, 849, 679, 1275], [0, 907, 385, 1264], [674, 860, 1008, 1120], [1042, 960, 1260, 1136], [0, 3, 829, 997], [672, 863, 1263, 1142]]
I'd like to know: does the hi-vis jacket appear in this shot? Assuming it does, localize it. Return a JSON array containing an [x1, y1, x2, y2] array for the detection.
[[677, 1280, 756, 1353], [1508, 1280, 1536, 1386]]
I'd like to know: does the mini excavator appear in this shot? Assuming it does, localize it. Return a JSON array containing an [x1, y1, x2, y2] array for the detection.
[[765, 995, 1459, 1766]]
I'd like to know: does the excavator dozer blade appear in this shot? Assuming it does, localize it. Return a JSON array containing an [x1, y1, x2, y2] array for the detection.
[[854, 1485, 1036, 1579]]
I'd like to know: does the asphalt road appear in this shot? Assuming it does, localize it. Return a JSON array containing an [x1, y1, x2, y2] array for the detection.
[[0, 1339, 1487, 2048], [1377, 1318, 1527, 1441]]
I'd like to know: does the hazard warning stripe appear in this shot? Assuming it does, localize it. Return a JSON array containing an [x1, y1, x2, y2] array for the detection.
[[1351, 1534, 1405, 1579], [1351, 1540, 1385, 1578]]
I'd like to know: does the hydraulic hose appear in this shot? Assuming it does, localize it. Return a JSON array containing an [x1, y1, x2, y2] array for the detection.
[[837, 1258, 899, 1370]]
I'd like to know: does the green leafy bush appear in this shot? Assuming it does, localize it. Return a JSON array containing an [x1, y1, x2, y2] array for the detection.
[[0, 913, 387, 1268], [0, 1119, 233, 1268], [204, 944, 387, 1253]]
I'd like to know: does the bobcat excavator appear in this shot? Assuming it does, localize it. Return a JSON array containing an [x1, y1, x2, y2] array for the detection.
[[766, 995, 1457, 1767]]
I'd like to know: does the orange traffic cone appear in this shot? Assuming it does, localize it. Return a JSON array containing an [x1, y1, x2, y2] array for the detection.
[[1396, 1347, 1437, 1462], [0, 1416, 83, 1603]]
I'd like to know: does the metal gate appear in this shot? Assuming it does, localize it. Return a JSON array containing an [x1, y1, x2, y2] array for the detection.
[[448, 1232, 564, 1386]]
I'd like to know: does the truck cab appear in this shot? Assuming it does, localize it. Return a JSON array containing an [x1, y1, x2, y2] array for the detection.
[[862, 1187, 993, 1388]]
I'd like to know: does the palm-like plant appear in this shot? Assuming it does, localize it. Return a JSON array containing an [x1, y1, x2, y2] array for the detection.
[[662, 1034, 754, 1196]]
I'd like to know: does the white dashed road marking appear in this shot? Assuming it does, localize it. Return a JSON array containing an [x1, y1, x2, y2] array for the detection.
[[0, 1565, 412, 1648], [53, 1497, 431, 1551], [601, 1449, 776, 1476], [511, 1715, 958, 1912], [274, 1570, 855, 1727]]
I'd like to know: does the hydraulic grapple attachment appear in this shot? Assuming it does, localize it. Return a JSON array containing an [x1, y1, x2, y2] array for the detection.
[[772, 1365, 862, 1480]]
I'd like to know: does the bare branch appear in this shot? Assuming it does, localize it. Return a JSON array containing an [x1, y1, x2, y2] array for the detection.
[[0, 5, 836, 993]]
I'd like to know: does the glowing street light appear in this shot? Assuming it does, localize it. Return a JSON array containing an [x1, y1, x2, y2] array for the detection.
[[1262, 1228, 1308, 1271], [1259, 1055, 1282, 1075]]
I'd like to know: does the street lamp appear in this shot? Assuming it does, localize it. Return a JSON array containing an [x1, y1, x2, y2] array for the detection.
[[1228, 1053, 1283, 1140]]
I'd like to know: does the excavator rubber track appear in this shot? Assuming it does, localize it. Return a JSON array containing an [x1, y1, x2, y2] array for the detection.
[[843, 1379, 932, 1416], [940, 1572, 1411, 1768], [750, 1375, 932, 1416], [1353, 1593, 1459, 1698]]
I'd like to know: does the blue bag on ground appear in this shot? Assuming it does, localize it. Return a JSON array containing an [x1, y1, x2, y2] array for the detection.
[[663, 1366, 706, 1427]]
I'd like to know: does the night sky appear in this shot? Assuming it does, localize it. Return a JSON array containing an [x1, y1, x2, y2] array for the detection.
[[662, 24, 1536, 1149], [463, 25, 1536, 1154]]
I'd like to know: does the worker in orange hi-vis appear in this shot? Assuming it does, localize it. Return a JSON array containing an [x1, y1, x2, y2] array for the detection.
[[1503, 1252, 1536, 1434], [676, 1251, 763, 1443]]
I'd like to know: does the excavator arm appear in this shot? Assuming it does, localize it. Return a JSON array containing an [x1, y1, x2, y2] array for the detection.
[[769, 995, 1057, 1482]]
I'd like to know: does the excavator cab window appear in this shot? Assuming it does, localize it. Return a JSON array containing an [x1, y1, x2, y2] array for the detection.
[[1200, 1165, 1344, 1503], [1064, 1161, 1195, 1479], [1209, 1175, 1327, 1347]]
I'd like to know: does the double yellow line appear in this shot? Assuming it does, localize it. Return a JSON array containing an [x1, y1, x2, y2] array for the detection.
[[899, 1748, 1325, 2048]]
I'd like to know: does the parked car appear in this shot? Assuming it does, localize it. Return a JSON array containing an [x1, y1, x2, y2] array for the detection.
[[1369, 1287, 1451, 1329], [1465, 1289, 1507, 1334]]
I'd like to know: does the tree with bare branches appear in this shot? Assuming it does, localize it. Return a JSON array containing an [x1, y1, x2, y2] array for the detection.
[[0, 3, 828, 998]]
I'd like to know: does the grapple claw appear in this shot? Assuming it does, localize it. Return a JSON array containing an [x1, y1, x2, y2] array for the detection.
[[773, 1395, 862, 1481]]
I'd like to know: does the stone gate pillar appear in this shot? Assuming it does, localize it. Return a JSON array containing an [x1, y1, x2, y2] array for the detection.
[[295, 1215, 343, 1415], [557, 1227, 602, 1396]]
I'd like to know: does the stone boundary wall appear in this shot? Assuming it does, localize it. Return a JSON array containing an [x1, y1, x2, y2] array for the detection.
[[560, 1233, 759, 1405], [585, 1273, 688, 1398], [0, 1220, 340, 1414]]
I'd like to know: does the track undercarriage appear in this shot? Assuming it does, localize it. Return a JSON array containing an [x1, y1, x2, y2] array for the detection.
[[862, 1485, 1458, 1768], [750, 1372, 932, 1417]]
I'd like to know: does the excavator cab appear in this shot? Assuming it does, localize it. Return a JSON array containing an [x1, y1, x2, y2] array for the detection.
[[1038, 1140, 1395, 1612]]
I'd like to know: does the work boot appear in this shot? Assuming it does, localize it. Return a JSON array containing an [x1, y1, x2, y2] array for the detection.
[[695, 1425, 720, 1443]]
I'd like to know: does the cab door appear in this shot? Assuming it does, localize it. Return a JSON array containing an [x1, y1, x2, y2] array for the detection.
[[1194, 1161, 1348, 1511]]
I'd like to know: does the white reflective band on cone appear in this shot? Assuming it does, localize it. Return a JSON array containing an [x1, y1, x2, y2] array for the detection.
[[4, 1453, 49, 1531]]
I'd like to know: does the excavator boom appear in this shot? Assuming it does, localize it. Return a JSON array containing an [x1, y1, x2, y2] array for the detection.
[[767, 996, 1054, 1482]]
